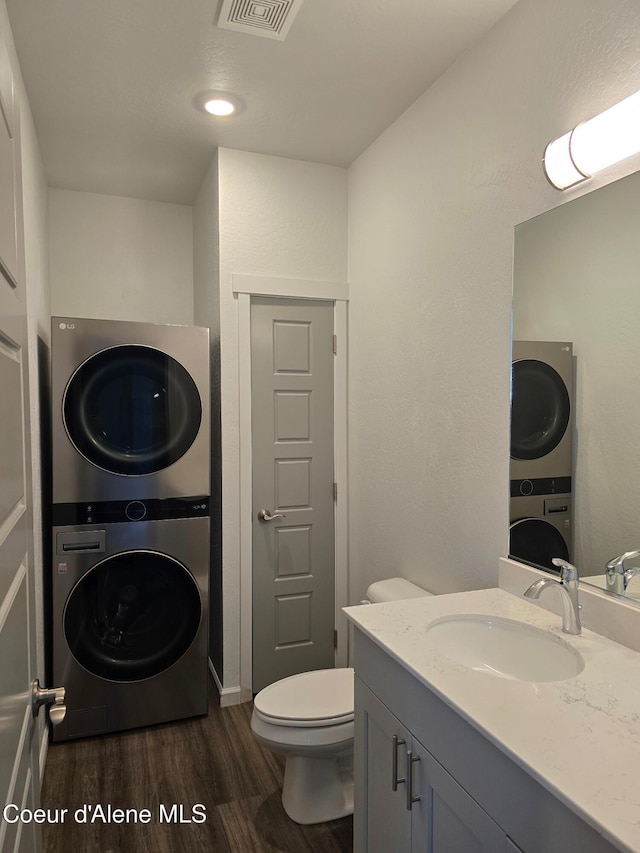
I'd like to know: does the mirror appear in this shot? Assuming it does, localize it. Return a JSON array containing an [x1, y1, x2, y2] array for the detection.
[[511, 168, 640, 599]]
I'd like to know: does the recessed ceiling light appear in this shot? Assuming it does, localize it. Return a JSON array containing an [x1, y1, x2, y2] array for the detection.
[[205, 98, 235, 116], [196, 91, 244, 117]]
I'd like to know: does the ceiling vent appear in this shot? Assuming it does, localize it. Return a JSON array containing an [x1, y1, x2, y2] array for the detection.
[[216, 0, 304, 40]]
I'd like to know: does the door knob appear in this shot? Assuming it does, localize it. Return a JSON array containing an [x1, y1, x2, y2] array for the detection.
[[31, 679, 67, 726], [257, 509, 287, 522]]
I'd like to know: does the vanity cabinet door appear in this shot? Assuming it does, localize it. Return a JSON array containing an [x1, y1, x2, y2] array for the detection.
[[355, 677, 511, 853], [355, 677, 412, 853], [411, 734, 508, 853]]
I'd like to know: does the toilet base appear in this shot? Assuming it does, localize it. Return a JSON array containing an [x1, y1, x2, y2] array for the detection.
[[281, 753, 354, 825]]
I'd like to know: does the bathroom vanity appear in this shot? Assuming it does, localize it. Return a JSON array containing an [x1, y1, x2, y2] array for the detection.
[[345, 588, 640, 853]]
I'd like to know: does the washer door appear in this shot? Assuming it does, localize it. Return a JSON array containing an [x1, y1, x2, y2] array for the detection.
[[509, 517, 569, 572], [64, 551, 202, 682], [511, 359, 570, 460], [63, 345, 202, 475]]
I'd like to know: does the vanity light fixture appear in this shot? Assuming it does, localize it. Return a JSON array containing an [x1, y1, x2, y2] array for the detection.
[[543, 89, 640, 190], [196, 91, 245, 117]]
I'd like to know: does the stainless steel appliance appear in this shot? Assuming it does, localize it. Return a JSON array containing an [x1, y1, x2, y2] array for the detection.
[[51, 512, 209, 741], [509, 493, 571, 570], [51, 316, 210, 504], [50, 317, 211, 739], [510, 340, 573, 484], [510, 340, 574, 570]]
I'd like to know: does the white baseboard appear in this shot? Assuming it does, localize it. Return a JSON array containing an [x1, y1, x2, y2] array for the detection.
[[208, 659, 251, 706]]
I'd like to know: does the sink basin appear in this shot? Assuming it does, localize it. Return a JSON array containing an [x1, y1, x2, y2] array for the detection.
[[425, 614, 585, 682]]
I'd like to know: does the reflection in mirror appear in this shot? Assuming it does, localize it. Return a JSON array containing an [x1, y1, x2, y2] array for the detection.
[[511, 168, 640, 600], [510, 340, 573, 573]]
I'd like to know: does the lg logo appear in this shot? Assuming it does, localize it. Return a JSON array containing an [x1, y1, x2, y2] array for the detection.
[[58, 322, 76, 330]]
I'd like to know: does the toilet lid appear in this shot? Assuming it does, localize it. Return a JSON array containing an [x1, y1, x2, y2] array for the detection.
[[253, 668, 354, 728]]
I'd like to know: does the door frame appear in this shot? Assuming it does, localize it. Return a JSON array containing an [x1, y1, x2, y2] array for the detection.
[[234, 274, 349, 695]]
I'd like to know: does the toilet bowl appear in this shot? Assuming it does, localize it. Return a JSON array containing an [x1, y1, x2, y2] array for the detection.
[[251, 667, 355, 825], [250, 577, 432, 825]]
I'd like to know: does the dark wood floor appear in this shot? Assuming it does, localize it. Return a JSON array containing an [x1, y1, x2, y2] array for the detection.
[[41, 680, 353, 853]]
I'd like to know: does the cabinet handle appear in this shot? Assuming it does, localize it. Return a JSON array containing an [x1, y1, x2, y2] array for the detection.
[[406, 750, 421, 811], [391, 735, 406, 790]]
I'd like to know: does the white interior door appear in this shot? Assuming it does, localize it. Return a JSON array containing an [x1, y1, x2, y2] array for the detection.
[[0, 23, 43, 853], [251, 297, 335, 693], [0, 310, 41, 853]]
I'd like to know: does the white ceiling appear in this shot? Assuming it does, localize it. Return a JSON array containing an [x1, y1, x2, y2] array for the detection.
[[6, 0, 519, 204]]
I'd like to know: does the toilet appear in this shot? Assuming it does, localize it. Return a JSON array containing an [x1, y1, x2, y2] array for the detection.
[[250, 577, 432, 824]]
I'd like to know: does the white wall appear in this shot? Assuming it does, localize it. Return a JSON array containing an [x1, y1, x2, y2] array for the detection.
[[192, 152, 224, 680], [217, 148, 348, 692], [49, 189, 194, 325], [347, 0, 640, 603], [193, 154, 219, 337]]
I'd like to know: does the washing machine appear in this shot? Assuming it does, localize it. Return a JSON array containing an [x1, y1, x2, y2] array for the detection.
[[51, 316, 210, 505], [509, 492, 572, 572], [51, 510, 209, 741], [510, 340, 574, 570]]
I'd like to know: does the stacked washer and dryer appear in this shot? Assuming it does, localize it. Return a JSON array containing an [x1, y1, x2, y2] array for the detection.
[[49, 317, 210, 741], [509, 340, 574, 572]]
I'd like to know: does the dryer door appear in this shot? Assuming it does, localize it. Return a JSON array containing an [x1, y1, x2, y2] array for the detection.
[[64, 551, 202, 681], [63, 345, 202, 475], [511, 359, 570, 460]]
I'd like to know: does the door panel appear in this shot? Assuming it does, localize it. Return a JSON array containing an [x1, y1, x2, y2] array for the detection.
[[355, 681, 412, 853], [251, 297, 335, 692], [0, 25, 40, 851], [0, 508, 26, 608], [414, 735, 507, 853], [1, 570, 38, 853], [0, 331, 39, 852], [0, 567, 30, 791], [0, 351, 25, 514], [0, 30, 17, 288]]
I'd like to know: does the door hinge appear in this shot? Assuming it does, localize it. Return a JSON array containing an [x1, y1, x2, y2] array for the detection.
[[334, 629, 338, 650], [333, 482, 338, 502], [333, 334, 337, 355]]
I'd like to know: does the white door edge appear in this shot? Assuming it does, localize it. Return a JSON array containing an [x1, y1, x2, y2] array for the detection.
[[236, 275, 349, 695], [233, 273, 349, 302]]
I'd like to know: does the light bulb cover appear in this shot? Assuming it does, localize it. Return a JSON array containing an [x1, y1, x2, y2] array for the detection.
[[205, 99, 235, 116], [543, 130, 588, 190], [544, 89, 640, 190], [195, 90, 245, 117], [571, 89, 640, 176]]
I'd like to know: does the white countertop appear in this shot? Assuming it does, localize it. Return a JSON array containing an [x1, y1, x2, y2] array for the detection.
[[345, 587, 640, 853]]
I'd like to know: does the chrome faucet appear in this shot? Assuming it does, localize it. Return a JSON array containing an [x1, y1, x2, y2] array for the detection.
[[523, 558, 582, 635], [605, 550, 640, 595]]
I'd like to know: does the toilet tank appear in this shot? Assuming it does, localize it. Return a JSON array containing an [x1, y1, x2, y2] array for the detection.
[[364, 577, 432, 604]]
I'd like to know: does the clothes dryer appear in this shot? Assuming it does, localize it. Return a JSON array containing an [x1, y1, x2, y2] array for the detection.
[[51, 508, 209, 741], [510, 340, 573, 487], [51, 317, 209, 504]]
